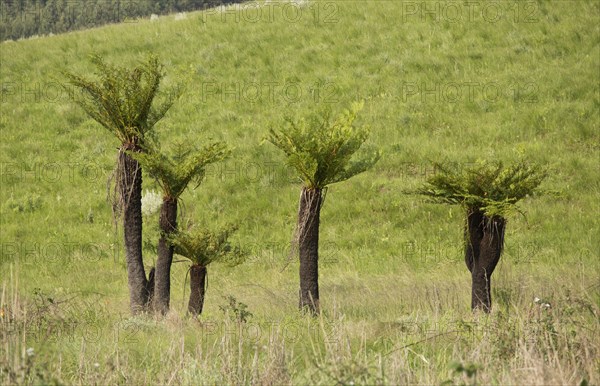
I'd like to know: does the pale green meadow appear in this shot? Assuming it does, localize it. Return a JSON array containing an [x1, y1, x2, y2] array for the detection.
[[1, 1, 598, 384]]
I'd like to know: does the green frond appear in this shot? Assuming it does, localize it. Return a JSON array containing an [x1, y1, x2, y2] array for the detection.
[[414, 159, 547, 218], [267, 101, 380, 189], [129, 141, 230, 199], [63, 54, 180, 145], [169, 225, 246, 267]]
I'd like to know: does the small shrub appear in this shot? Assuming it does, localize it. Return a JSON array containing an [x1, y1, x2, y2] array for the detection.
[[219, 295, 253, 324]]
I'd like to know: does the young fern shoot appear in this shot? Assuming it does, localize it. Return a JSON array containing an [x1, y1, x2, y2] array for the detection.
[[268, 101, 380, 314]]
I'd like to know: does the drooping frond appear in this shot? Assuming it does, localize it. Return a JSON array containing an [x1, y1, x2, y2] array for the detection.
[[267, 101, 381, 189], [169, 225, 245, 267], [130, 141, 230, 199], [415, 160, 547, 217], [63, 54, 181, 145]]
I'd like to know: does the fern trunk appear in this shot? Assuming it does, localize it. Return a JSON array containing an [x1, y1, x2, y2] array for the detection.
[[298, 187, 322, 314], [188, 265, 207, 316], [466, 211, 506, 312], [154, 197, 178, 315], [119, 144, 150, 315]]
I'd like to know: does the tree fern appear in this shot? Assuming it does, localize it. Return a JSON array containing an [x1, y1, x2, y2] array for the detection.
[[129, 141, 230, 314], [268, 101, 380, 189], [63, 54, 180, 314], [170, 225, 246, 316], [64, 54, 179, 145], [170, 225, 245, 268], [267, 101, 380, 314], [416, 160, 547, 218], [414, 159, 547, 312], [131, 141, 230, 200]]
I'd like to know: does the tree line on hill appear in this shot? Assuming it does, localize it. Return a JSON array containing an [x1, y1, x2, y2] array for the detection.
[[0, 0, 245, 41]]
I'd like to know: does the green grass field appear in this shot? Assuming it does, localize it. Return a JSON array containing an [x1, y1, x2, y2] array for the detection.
[[1, 1, 599, 384]]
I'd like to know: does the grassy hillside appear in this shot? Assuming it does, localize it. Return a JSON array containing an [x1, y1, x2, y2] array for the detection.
[[1, 1, 599, 384]]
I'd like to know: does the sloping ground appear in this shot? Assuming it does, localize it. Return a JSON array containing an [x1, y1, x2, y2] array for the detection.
[[0, 1, 598, 384]]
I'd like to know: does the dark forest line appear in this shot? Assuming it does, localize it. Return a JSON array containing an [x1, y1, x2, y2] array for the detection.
[[0, 0, 246, 41]]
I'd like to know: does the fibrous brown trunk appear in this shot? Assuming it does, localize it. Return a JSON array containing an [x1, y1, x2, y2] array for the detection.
[[188, 265, 207, 316], [298, 187, 322, 314], [465, 209, 484, 273], [154, 197, 178, 315], [147, 267, 155, 307], [465, 209, 506, 312], [119, 144, 150, 315]]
